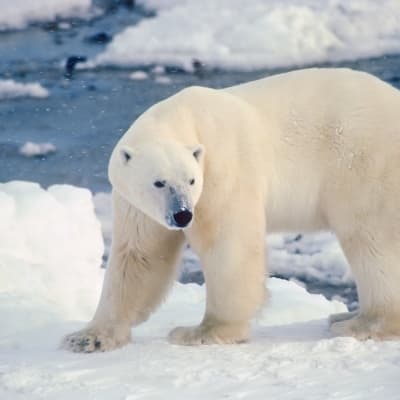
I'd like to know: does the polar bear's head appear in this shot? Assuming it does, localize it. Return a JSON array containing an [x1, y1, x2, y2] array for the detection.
[[109, 138, 204, 230]]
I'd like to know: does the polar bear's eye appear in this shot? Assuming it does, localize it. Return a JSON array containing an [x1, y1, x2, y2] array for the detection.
[[121, 150, 131, 164], [189, 179, 195, 185], [154, 180, 166, 188]]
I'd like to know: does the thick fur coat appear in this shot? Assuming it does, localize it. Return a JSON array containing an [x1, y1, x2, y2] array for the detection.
[[63, 68, 400, 352]]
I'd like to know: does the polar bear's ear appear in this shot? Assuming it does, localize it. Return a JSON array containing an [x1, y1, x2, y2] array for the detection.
[[188, 144, 205, 162], [120, 145, 134, 165]]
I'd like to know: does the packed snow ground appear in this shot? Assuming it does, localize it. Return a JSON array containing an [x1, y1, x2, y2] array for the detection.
[[93, 0, 400, 71], [0, 0, 96, 31], [1, 182, 399, 399], [0, 80, 49, 100]]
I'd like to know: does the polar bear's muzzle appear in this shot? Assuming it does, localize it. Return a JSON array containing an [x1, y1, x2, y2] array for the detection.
[[166, 190, 193, 229]]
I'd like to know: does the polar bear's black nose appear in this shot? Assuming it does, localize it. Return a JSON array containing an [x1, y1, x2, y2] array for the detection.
[[173, 209, 193, 227]]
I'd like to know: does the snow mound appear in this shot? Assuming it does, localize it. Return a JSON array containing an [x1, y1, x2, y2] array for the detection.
[[268, 232, 352, 285], [19, 142, 57, 157], [93, 0, 400, 71], [0, 181, 104, 330], [154, 75, 172, 84], [129, 70, 149, 80], [0, 0, 96, 31], [0, 80, 49, 100], [260, 278, 346, 326]]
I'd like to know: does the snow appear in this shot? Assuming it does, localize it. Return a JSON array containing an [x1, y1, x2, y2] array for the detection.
[[0, 0, 96, 31], [154, 75, 172, 84], [151, 65, 166, 75], [129, 69, 172, 84], [0, 181, 104, 325], [93, 0, 400, 71], [268, 232, 352, 285], [0, 80, 49, 100], [19, 142, 57, 157], [129, 70, 149, 80], [1, 182, 399, 399]]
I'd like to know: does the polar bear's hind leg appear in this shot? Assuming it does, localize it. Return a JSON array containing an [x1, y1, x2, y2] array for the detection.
[[330, 231, 400, 340]]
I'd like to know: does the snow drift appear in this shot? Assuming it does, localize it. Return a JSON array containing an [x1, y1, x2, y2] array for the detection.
[[0, 0, 96, 31], [0, 181, 104, 327], [94, 0, 400, 71], [0, 80, 49, 100], [19, 142, 57, 157]]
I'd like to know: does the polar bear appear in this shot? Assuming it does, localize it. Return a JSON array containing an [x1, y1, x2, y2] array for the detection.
[[63, 68, 400, 352]]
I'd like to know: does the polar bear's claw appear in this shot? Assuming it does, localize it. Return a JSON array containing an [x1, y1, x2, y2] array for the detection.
[[330, 314, 400, 340], [61, 327, 131, 353], [62, 332, 105, 353]]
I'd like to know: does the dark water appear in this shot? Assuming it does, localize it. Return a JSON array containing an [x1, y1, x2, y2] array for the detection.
[[1, 6, 400, 307]]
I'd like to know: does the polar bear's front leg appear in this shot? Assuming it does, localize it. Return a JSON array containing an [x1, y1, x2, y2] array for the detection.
[[169, 200, 267, 345], [62, 192, 185, 352]]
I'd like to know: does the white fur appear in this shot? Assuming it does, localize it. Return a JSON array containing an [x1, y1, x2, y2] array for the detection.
[[108, 139, 204, 230], [62, 68, 400, 352]]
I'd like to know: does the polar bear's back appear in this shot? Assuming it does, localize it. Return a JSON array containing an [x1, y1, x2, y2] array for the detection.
[[226, 67, 398, 99], [224, 68, 400, 233], [225, 68, 400, 161], [225, 68, 400, 129]]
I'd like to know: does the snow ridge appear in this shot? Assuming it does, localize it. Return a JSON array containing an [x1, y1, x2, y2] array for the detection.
[[94, 0, 400, 71], [0, 80, 49, 100]]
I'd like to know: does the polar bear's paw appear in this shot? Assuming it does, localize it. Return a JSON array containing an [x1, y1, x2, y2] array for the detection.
[[168, 322, 249, 345], [329, 310, 358, 324], [61, 326, 131, 353], [330, 313, 400, 340]]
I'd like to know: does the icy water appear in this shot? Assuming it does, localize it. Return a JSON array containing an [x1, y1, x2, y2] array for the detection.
[[1, 5, 399, 306], [2, 7, 400, 192]]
